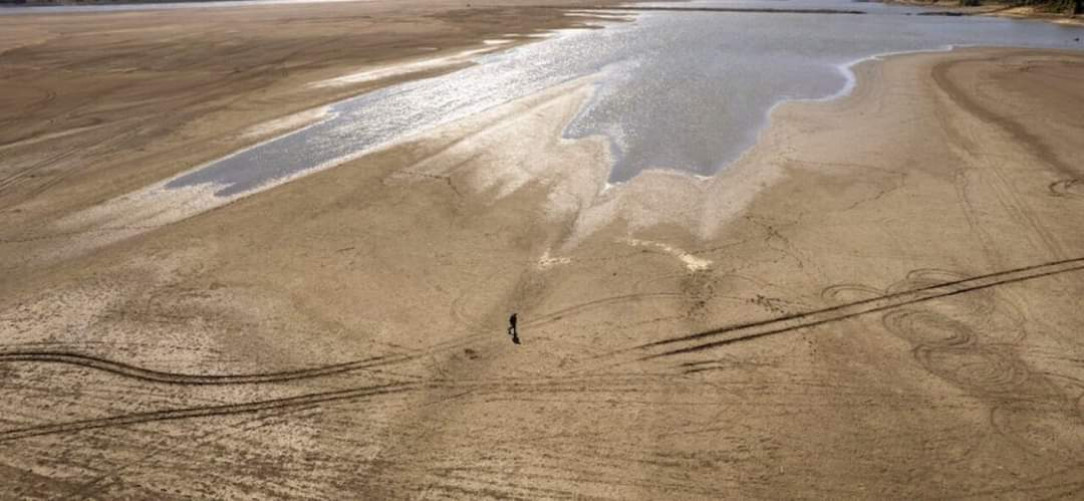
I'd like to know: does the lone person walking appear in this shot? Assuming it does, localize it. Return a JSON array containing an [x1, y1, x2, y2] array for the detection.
[[508, 313, 520, 345]]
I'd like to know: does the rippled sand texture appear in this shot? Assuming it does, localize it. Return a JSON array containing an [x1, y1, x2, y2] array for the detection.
[[3, 2, 1084, 499]]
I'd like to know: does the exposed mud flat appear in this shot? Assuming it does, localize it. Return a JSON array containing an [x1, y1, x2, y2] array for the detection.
[[2, 2, 1084, 499], [0, 0, 626, 267]]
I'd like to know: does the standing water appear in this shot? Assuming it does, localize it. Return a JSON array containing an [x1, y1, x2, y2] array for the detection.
[[158, 0, 1083, 195]]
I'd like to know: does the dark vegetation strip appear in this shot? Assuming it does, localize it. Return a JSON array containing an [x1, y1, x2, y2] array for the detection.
[[559, 6, 868, 14]]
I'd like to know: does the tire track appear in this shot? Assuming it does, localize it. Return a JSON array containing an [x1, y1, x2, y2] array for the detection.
[[638, 256, 1084, 359], [932, 54, 1081, 180], [0, 382, 423, 442], [521, 292, 684, 329], [0, 351, 417, 385], [7, 258, 1081, 442], [0, 374, 668, 442]]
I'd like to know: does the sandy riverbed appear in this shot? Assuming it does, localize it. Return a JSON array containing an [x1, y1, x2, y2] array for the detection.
[[2, 2, 1084, 498]]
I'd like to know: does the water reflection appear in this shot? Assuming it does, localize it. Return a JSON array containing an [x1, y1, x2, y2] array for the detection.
[[165, 0, 1083, 195]]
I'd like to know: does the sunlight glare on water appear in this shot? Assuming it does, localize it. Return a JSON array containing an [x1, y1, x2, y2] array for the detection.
[[161, 0, 1083, 195]]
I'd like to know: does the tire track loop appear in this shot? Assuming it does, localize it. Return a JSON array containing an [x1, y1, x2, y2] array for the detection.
[[634, 256, 1084, 359]]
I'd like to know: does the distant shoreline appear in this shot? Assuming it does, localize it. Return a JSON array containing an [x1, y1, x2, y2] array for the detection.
[[1, 0, 226, 4], [0, 0, 370, 8], [879, 0, 1083, 26]]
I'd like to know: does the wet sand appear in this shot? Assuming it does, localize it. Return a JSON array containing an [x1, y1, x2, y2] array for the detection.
[[3, 3, 1084, 498], [0, 0, 620, 257]]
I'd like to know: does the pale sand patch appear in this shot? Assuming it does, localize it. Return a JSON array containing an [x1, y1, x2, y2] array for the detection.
[[536, 248, 573, 270], [0, 122, 108, 153], [51, 182, 227, 259], [557, 142, 786, 249], [622, 237, 712, 271], [240, 106, 331, 140], [310, 47, 493, 88]]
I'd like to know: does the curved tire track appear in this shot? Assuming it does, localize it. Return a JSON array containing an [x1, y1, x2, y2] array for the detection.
[[0, 382, 422, 442], [639, 256, 1084, 359], [0, 351, 417, 385], [522, 292, 684, 329]]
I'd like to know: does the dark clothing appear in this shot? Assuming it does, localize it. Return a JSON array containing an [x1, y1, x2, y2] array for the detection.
[[508, 313, 519, 344]]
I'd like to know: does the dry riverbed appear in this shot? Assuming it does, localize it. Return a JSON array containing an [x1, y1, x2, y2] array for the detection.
[[2, 2, 1084, 498]]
